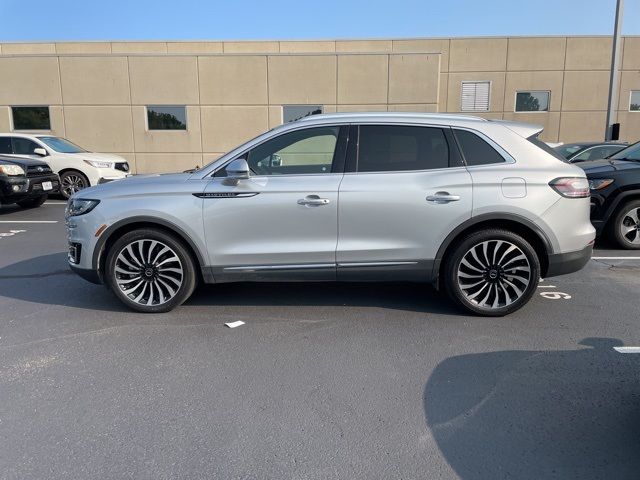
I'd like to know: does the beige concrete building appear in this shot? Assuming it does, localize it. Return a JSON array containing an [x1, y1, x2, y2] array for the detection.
[[0, 36, 639, 174]]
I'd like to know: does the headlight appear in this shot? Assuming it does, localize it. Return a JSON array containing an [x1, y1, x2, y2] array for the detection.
[[588, 178, 614, 191], [65, 198, 100, 217], [83, 159, 112, 169], [0, 164, 25, 176]]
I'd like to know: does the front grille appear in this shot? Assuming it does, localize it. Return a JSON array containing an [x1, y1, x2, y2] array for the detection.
[[114, 162, 129, 172], [26, 165, 53, 177]]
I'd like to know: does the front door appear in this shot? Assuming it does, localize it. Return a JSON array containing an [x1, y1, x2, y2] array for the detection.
[[337, 124, 473, 281], [202, 125, 347, 281]]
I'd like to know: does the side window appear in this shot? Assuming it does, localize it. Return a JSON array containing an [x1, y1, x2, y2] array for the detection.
[[572, 148, 596, 161], [0, 137, 11, 154], [454, 129, 506, 166], [11, 137, 40, 155], [357, 125, 449, 173], [240, 126, 341, 176]]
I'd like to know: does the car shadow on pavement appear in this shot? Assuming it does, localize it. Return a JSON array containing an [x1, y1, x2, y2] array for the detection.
[[0, 252, 129, 313], [189, 281, 461, 315], [0, 252, 461, 315], [424, 338, 640, 480]]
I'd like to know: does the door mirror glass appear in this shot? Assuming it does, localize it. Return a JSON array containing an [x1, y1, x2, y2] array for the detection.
[[33, 147, 47, 157]]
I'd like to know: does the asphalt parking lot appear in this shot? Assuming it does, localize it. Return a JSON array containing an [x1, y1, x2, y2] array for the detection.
[[1, 201, 639, 479]]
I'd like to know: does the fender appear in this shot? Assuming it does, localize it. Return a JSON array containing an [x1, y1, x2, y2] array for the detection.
[[603, 189, 640, 222], [92, 215, 208, 274], [430, 212, 554, 284]]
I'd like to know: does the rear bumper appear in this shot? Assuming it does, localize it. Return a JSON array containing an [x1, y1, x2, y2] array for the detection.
[[545, 244, 593, 278]]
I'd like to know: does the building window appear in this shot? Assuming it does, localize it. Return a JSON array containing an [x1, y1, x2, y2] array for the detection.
[[283, 105, 323, 123], [515, 91, 550, 112], [630, 91, 640, 112], [461, 82, 490, 112], [146, 106, 187, 130], [11, 106, 51, 130]]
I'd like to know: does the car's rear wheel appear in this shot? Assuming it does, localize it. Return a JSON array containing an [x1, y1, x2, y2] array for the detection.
[[60, 170, 89, 199], [611, 200, 640, 250], [105, 229, 197, 313], [444, 229, 540, 316], [16, 194, 48, 209]]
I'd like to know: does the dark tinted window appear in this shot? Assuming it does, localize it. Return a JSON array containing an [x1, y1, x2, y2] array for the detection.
[[0, 137, 11, 154], [357, 125, 449, 172], [12, 137, 40, 155], [573, 145, 625, 162], [454, 129, 506, 166], [515, 91, 550, 112], [610, 141, 640, 161], [147, 106, 187, 130], [12, 106, 51, 130]]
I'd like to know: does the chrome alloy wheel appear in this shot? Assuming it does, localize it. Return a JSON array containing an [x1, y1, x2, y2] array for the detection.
[[61, 174, 86, 197], [114, 240, 184, 306], [456, 240, 531, 309], [620, 207, 640, 245]]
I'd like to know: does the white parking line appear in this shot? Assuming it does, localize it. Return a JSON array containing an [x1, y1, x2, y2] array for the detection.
[[613, 347, 640, 354], [0, 221, 58, 224], [592, 257, 640, 260]]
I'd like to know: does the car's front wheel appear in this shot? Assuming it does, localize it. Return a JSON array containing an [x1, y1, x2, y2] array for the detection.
[[60, 170, 89, 199], [105, 229, 197, 313], [16, 194, 48, 209], [611, 200, 640, 249], [443, 229, 540, 316]]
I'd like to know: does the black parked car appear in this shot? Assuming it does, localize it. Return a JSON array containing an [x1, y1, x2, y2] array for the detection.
[[555, 142, 627, 163], [579, 141, 640, 249], [0, 155, 60, 208]]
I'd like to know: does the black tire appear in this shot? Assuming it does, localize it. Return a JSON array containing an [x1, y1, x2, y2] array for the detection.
[[60, 170, 89, 199], [609, 200, 640, 250], [443, 229, 540, 317], [16, 194, 48, 209], [105, 228, 197, 313]]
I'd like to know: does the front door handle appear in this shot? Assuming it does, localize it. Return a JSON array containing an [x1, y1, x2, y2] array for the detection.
[[298, 195, 330, 206], [426, 192, 461, 204]]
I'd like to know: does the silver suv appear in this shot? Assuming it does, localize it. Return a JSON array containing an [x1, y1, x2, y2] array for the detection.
[[66, 113, 595, 316]]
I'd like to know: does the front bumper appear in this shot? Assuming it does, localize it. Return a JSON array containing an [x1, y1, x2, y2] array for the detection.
[[69, 263, 102, 284], [0, 174, 60, 203], [545, 244, 593, 278], [98, 174, 131, 185]]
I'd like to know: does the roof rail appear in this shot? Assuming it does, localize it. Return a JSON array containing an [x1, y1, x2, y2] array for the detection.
[[294, 112, 488, 123]]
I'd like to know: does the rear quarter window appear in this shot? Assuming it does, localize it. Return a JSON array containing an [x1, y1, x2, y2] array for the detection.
[[453, 129, 506, 166]]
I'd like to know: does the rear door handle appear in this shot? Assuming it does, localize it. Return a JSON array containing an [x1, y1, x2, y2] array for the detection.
[[426, 192, 461, 204], [298, 195, 330, 206]]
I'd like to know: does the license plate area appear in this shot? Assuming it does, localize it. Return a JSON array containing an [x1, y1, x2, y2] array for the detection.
[[42, 181, 53, 191]]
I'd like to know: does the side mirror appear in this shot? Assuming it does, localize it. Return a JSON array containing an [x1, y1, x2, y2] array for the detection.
[[226, 158, 250, 181], [33, 147, 47, 157]]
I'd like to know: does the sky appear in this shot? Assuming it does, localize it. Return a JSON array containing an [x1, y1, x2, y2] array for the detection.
[[0, 0, 638, 41]]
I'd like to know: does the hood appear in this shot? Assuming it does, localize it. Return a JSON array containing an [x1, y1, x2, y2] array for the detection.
[[578, 158, 640, 175], [75, 172, 194, 199], [0, 155, 50, 168]]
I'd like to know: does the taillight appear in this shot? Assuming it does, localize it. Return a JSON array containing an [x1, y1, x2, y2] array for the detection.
[[549, 177, 590, 198]]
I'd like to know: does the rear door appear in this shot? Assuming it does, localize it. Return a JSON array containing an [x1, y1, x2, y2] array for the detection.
[[336, 124, 473, 281]]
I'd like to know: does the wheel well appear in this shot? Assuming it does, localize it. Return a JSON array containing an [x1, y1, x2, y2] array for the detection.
[[605, 193, 640, 229], [58, 168, 90, 183], [437, 219, 550, 285], [98, 221, 204, 283]]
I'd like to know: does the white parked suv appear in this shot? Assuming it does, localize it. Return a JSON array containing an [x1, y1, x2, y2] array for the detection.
[[0, 133, 129, 199], [66, 113, 595, 316]]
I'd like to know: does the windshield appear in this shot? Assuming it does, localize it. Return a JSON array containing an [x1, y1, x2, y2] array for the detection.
[[554, 144, 583, 158], [609, 141, 640, 161], [37, 136, 87, 153]]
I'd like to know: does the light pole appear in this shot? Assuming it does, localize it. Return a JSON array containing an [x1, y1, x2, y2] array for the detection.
[[605, 0, 624, 140]]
